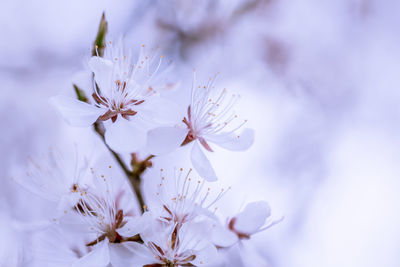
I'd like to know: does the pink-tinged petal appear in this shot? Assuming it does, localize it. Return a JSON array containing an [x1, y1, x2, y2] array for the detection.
[[71, 240, 110, 267], [190, 242, 219, 266], [88, 56, 114, 94], [191, 142, 217, 181], [234, 201, 271, 235], [198, 137, 213, 152], [206, 128, 255, 151], [211, 223, 238, 247], [116, 216, 145, 237], [49, 96, 105, 127], [104, 118, 147, 153], [145, 126, 188, 155]]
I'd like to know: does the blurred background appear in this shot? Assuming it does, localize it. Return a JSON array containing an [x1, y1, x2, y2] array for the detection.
[[1, 0, 400, 266]]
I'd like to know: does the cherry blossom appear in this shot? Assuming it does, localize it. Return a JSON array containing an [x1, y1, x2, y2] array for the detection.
[[50, 40, 181, 153], [127, 214, 218, 266], [146, 168, 229, 226], [212, 201, 283, 248], [13, 149, 92, 224], [147, 73, 254, 181], [70, 168, 146, 267]]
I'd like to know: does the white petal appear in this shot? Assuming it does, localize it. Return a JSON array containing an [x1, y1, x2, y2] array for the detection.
[[211, 224, 238, 247], [56, 194, 75, 213], [72, 240, 110, 267], [49, 96, 105, 127], [30, 226, 78, 266], [104, 118, 147, 153], [191, 142, 217, 181], [118, 242, 158, 266], [116, 216, 145, 237], [136, 97, 184, 125], [206, 128, 255, 151], [191, 242, 219, 266], [109, 243, 141, 267], [88, 56, 114, 94], [137, 212, 166, 245], [234, 201, 271, 235], [145, 126, 188, 155]]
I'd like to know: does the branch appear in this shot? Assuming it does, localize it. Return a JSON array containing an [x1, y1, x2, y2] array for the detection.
[[92, 121, 149, 214]]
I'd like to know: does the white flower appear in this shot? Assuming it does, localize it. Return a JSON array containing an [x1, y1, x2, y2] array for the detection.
[[70, 171, 146, 267], [147, 168, 229, 226], [212, 201, 282, 247], [146, 73, 254, 181], [127, 214, 218, 266], [13, 149, 91, 224], [50, 40, 181, 153]]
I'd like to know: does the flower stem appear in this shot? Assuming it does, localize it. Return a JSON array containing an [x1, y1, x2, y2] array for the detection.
[[91, 115, 149, 214]]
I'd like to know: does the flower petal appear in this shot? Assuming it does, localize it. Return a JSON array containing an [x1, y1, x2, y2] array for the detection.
[[136, 97, 184, 125], [191, 142, 217, 181], [118, 242, 158, 266], [116, 216, 146, 237], [49, 96, 105, 127], [206, 128, 255, 151], [88, 56, 114, 95], [191, 242, 219, 266], [71, 240, 110, 267], [234, 201, 271, 235], [104, 118, 147, 153], [145, 126, 188, 155], [211, 223, 238, 247], [109, 243, 143, 267]]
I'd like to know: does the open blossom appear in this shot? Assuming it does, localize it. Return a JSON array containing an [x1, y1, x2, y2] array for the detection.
[[13, 149, 91, 224], [147, 73, 254, 181], [50, 40, 181, 153], [70, 171, 146, 267], [147, 168, 229, 226], [212, 201, 282, 247], [128, 215, 218, 267]]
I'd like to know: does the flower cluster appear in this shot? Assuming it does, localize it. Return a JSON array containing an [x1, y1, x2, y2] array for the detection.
[[17, 15, 279, 267]]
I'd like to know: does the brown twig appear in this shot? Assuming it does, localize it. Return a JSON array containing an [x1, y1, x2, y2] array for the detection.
[[129, 154, 154, 213], [91, 118, 151, 214]]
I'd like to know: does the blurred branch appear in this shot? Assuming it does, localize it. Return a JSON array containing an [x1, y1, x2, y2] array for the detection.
[[156, 0, 271, 59]]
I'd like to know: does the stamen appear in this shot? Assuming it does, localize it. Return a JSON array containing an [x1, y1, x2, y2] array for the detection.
[[155, 168, 228, 225]]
